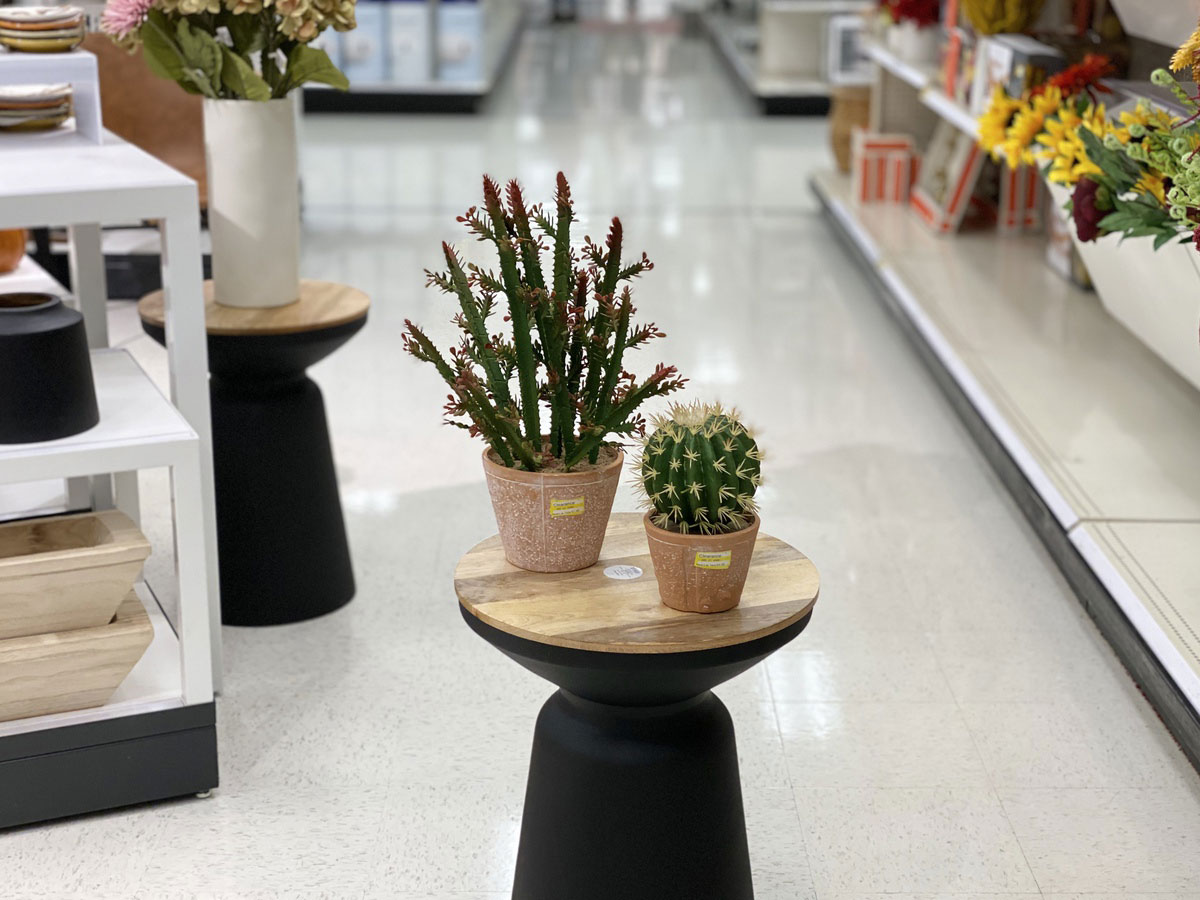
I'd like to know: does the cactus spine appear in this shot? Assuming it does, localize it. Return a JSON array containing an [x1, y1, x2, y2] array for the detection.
[[638, 402, 762, 535]]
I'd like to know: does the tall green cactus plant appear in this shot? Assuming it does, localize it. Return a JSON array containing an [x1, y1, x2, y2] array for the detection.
[[638, 402, 763, 534], [403, 173, 687, 472]]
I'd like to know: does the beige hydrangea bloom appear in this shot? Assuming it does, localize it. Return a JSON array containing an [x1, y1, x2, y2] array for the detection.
[[223, 0, 265, 14], [176, 0, 221, 14]]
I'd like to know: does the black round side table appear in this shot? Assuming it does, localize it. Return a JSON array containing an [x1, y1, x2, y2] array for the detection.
[[455, 513, 819, 900], [140, 280, 368, 626]]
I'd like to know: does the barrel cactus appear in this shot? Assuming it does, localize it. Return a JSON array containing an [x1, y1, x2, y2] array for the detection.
[[638, 402, 762, 535]]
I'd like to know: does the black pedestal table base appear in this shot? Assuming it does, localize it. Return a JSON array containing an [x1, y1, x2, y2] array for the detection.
[[462, 607, 812, 900], [142, 317, 364, 626]]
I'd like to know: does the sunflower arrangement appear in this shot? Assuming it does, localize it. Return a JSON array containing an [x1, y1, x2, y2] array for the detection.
[[1063, 21, 1200, 249], [978, 55, 1114, 173]]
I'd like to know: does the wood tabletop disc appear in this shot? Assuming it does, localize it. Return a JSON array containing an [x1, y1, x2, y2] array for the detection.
[[455, 512, 819, 654], [138, 279, 370, 337]]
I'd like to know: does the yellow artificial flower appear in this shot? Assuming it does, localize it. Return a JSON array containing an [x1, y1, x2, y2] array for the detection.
[[979, 85, 1024, 158], [1171, 17, 1200, 82], [1135, 171, 1168, 206], [1114, 101, 1179, 144], [1036, 102, 1103, 185], [1041, 102, 1099, 184], [1001, 86, 1062, 169]]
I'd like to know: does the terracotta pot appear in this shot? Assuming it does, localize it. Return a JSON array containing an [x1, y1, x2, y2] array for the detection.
[[0, 229, 25, 274], [644, 512, 760, 613], [482, 447, 623, 573]]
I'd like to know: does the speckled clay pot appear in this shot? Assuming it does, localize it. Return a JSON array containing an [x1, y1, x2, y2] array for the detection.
[[483, 448, 624, 573], [644, 512, 760, 613]]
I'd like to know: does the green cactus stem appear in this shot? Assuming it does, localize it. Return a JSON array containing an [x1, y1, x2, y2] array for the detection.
[[638, 402, 763, 535]]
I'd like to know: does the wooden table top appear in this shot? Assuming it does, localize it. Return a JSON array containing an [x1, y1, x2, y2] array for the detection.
[[138, 280, 370, 336], [455, 513, 819, 654]]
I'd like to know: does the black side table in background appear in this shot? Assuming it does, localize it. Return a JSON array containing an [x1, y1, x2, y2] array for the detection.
[[140, 280, 368, 626]]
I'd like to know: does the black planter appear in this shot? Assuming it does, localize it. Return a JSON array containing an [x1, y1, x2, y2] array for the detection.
[[0, 293, 99, 444]]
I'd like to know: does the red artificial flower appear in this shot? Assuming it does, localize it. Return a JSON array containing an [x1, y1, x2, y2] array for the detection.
[[1072, 178, 1106, 243], [880, 0, 941, 28], [1035, 54, 1115, 100]]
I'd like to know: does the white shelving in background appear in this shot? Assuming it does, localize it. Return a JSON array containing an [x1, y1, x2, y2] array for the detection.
[[0, 111, 221, 798], [814, 164, 1200, 758], [703, 0, 874, 112]]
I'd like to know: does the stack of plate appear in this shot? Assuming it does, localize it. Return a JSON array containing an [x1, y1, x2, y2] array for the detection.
[[0, 84, 72, 131], [0, 7, 85, 53]]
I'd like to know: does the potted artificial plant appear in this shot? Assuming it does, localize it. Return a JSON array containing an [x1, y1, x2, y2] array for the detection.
[[404, 173, 687, 573], [637, 402, 763, 613], [101, 0, 355, 308]]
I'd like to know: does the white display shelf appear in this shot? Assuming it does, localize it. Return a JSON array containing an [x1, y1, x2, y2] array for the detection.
[[864, 39, 935, 90], [0, 253, 62, 295], [0, 48, 102, 143], [0, 62, 217, 826], [0, 349, 197, 486], [0, 125, 220, 699], [0, 130, 194, 229], [0, 582, 182, 739], [812, 168, 1200, 735], [920, 86, 976, 136]]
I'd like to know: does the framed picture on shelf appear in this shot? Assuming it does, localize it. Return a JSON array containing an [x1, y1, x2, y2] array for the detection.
[[910, 120, 986, 233]]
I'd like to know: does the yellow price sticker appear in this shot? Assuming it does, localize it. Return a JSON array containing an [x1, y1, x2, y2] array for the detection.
[[549, 497, 586, 518], [694, 550, 732, 570]]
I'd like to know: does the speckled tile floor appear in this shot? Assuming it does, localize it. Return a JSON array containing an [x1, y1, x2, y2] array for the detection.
[[7, 8, 1200, 899]]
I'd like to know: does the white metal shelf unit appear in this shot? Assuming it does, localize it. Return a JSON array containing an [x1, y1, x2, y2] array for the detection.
[[0, 49, 103, 143], [0, 130, 220, 826], [0, 129, 220, 673]]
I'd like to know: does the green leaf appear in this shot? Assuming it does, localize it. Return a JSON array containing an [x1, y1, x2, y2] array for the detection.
[[222, 10, 265, 54], [140, 10, 189, 84], [173, 18, 221, 97], [279, 43, 348, 96], [219, 45, 271, 100]]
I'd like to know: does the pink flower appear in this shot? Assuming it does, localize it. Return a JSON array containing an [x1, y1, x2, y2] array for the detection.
[[100, 0, 154, 39]]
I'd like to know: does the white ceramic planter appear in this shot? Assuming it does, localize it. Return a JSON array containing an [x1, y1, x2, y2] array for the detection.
[[203, 98, 301, 309], [1048, 182, 1200, 391], [887, 21, 941, 65], [1107, 0, 1200, 47]]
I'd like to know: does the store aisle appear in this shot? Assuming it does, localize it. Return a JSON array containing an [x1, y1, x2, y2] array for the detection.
[[10, 16, 1200, 899]]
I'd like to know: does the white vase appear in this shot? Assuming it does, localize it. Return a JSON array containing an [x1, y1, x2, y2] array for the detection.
[[202, 98, 301, 309]]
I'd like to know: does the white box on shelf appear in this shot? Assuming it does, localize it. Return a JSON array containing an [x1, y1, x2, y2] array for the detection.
[[850, 129, 916, 205], [0, 49, 102, 143]]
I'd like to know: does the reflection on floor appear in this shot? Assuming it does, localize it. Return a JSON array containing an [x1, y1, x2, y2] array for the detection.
[[10, 15, 1200, 900]]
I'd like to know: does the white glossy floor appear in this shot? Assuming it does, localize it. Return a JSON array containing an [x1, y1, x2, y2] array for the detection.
[[10, 12, 1200, 900]]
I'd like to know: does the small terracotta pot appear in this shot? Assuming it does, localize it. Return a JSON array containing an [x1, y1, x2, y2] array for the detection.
[[0, 229, 25, 275], [644, 512, 760, 613], [482, 447, 624, 573]]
